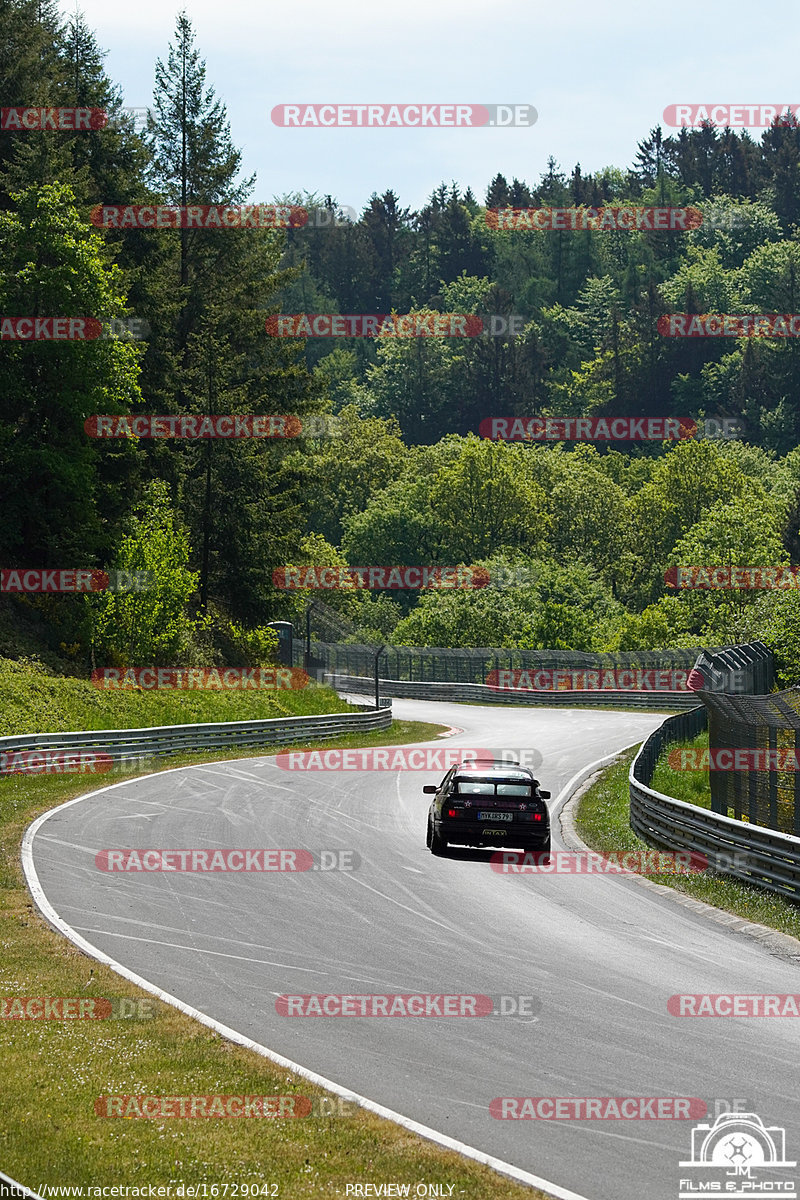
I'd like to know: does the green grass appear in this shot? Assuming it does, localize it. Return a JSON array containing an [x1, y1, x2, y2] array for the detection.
[[651, 730, 713, 810], [0, 655, 351, 735], [0, 696, 546, 1197], [575, 748, 800, 939]]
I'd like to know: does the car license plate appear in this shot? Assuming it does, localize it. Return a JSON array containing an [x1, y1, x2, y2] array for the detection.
[[478, 811, 513, 821]]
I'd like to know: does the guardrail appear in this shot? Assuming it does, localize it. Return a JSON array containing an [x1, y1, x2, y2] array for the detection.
[[329, 674, 701, 710], [0, 706, 392, 771], [629, 707, 800, 901]]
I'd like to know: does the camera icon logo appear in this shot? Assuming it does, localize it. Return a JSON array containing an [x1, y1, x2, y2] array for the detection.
[[681, 1111, 795, 1172]]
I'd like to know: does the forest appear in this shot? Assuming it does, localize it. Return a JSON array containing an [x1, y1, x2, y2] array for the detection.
[[3, 1, 800, 682]]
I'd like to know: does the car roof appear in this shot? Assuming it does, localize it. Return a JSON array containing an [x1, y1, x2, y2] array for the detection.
[[455, 757, 521, 769], [454, 765, 535, 780]]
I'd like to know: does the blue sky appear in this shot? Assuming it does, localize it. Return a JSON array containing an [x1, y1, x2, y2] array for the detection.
[[70, 0, 800, 213]]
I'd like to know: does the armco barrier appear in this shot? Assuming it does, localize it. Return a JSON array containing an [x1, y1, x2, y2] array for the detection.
[[629, 707, 800, 901], [329, 673, 700, 710], [0, 706, 392, 771]]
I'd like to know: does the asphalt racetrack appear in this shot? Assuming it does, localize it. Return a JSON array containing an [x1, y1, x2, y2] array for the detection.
[[26, 700, 800, 1200]]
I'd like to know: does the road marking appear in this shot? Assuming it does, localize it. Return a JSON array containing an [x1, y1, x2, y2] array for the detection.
[[23, 770, 594, 1200]]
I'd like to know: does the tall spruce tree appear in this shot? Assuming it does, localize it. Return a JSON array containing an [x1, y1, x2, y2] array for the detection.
[[141, 13, 318, 622]]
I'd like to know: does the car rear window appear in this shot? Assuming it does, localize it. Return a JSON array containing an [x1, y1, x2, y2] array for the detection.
[[453, 778, 533, 796]]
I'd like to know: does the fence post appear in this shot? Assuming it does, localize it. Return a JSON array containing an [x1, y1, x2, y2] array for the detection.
[[769, 727, 778, 829]]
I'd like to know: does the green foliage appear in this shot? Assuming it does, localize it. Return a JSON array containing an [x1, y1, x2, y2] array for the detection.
[[219, 619, 279, 665], [289, 404, 410, 545], [0, 654, 349, 735], [427, 436, 550, 561], [392, 557, 623, 650], [87, 481, 199, 666], [624, 439, 760, 605], [8, 5, 800, 676], [0, 183, 142, 563]]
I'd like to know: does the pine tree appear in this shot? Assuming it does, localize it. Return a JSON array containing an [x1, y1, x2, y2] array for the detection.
[[0, 0, 72, 205], [761, 115, 800, 228], [139, 13, 317, 620], [508, 177, 533, 207], [57, 11, 150, 206], [362, 190, 411, 310], [147, 12, 254, 289], [0, 183, 142, 564], [485, 173, 510, 207]]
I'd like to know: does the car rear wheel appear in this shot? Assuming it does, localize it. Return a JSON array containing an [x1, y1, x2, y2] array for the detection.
[[536, 836, 551, 862], [521, 838, 551, 859], [430, 824, 448, 856]]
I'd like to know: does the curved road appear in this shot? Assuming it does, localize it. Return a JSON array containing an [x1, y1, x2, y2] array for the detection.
[[26, 701, 800, 1200]]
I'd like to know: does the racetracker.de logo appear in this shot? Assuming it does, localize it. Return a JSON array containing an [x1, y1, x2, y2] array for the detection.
[[271, 104, 536, 127], [669, 994, 800, 1016], [487, 668, 689, 692], [0, 569, 152, 592], [669, 748, 800, 771], [275, 994, 529, 1016], [479, 417, 695, 441], [663, 104, 800, 127], [491, 1097, 706, 1120], [0, 317, 101, 340], [90, 205, 307, 229], [0, 750, 114, 776], [665, 566, 800, 589], [486, 207, 701, 231], [99, 317, 151, 340], [659, 313, 800, 337], [273, 566, 488, 590], [490, 850, 707, 874], [276, 747, 506, 771], [1, 107, 107, 130], [90, 667, 308, 689], [85, 414, 302, 439], [95, 1095, 312, 1118], [479, 417, 741, 441], [94, 848, 359, 871], [0, 997, 156, 1018], [265, 314, 483, 337]]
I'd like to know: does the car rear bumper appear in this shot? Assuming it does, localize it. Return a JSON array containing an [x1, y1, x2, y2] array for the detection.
[[437, 819, 549, 849]]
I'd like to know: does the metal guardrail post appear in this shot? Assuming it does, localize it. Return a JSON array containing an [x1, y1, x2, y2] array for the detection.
[[0, 706, 393, 775], [629, 659, 800, 901]]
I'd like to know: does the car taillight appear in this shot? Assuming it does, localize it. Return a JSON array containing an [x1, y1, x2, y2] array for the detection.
[[533, 813, 542, 821], [447, 808, 459, 817]]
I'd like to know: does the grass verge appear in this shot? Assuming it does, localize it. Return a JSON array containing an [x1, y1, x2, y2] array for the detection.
[[1, 717, 545, 1198], [574, 748, 800, 940], [651, 730, 712, 810], [0, 656, 351, 735]]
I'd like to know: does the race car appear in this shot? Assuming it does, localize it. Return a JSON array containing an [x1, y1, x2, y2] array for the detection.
[[424, 758, 551, 857]]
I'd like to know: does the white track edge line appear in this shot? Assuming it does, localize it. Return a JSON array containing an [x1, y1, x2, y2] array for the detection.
[[551, 739, 649, 827], [21, 766, 592, 1200], [557, 738, 800, 959], [0, 1169, 45, 1200]]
